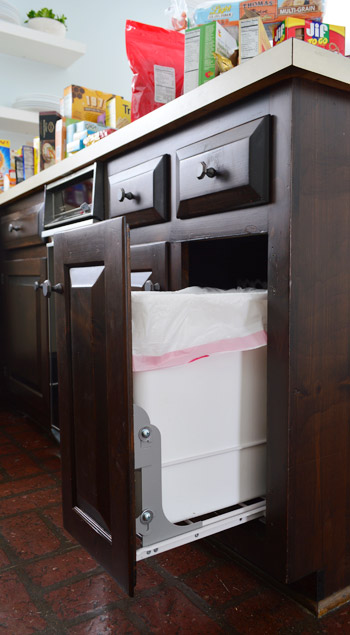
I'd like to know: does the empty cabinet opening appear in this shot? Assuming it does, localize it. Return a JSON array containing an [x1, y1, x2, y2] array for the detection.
[[133, 234, 268, 559], [187, 234, 268, 290]]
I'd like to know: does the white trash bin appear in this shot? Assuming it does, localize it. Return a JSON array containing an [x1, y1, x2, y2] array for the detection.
[[132, 287, 267, 524]]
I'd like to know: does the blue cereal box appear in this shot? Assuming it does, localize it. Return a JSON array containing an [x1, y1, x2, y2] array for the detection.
[[0, 139, 11, 174]]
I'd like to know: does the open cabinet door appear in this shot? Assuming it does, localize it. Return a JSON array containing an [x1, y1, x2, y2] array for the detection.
[[53, 217, 135, 596]]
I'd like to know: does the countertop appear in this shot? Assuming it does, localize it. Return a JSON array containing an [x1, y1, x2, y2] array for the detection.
[[0, 38, 349, 209]]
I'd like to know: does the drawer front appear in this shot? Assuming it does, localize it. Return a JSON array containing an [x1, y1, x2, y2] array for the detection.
[[177, 116, 271, 219], [108, 155, 169, 228], [130, 242, 169, 291], [1, 207, 43, 249]]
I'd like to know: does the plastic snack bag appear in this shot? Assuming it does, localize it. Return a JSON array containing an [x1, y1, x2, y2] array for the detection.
[[125, 21, 185, 122], [165, 0, 200, 30]]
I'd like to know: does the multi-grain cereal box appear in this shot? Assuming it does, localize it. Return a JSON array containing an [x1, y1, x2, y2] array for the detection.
[[63, 85, 115, 123]]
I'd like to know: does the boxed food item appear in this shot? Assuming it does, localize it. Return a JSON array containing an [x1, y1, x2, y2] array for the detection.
[[22, 145, 34, 180], [63, 85, 114, 123], [105, 96, 131, 129], [273, 18, 345, 54], [274, 0, 323, 21], [39, 111, 61, 170], [55, 117, 80, 162], [33, 137, 40, 174], [184, 21, 238, 93], [239, 16, 271, 63], [15, 155, 24, 183], [191, 1, 324, 38], [0, 139, 10, 191]]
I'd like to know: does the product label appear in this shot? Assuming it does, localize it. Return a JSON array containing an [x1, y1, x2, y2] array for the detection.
[[240, 18, 260, 61], [154, 66, 176, 104]]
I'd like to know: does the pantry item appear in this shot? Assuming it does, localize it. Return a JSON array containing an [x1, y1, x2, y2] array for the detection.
[[273, 18, 346, 54], [39, 111, 61, 170], [125, 20, 184, 121], [105, 96, 131, 129], [63, 85, 114, 124], [22, 145, 34, 180], [184, 21, 237, 93], [239, 16, 271, 64], [33, 137, 40, 174]]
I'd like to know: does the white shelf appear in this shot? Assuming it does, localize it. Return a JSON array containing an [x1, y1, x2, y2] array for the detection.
[[0, 106, 38, 135], [0, 19, 86, 67]]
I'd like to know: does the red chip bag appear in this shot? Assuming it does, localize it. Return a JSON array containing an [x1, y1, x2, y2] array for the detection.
[[125, 20, 184, 121]]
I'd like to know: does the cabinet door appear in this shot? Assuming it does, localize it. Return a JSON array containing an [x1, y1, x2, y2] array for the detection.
[[3, 256, 49, 423], [53, 217, 135, 596]]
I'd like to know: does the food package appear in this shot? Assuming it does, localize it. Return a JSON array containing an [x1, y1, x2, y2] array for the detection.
[[184, 21, 238, 93], [273, 18, 345, 54], [0, 139, 10, 191], [105, 96, 131, 129], [239, 16, 271, 64], [22, 145, 34, 180], [39, 111, 61, 170], [15, 155, 24, 183], [191, 1, 324, 39], [125, 20, 185, 121], [63, 85, 115, 124], [33, 137, 40, 174]]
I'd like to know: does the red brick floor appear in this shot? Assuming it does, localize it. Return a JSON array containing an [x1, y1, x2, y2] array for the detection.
[[0, 406, 349, 634]]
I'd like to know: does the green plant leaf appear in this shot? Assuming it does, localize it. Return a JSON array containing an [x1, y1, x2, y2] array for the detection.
[[24, 8, 68, 28]]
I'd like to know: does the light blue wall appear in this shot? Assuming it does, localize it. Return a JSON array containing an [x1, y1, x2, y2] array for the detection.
[[0, 0, 168, 145]]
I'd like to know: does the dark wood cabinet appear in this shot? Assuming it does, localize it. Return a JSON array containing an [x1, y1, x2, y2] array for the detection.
[[1, 46, 350, 613], [2, 250, 50, 425], [53, 218, 135, 595]]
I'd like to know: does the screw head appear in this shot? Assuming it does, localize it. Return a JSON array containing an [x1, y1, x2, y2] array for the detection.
[[141, 509, 153, 524], [140, 427, 151, 440]]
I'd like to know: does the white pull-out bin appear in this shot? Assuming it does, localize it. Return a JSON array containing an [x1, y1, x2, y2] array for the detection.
[[132, 287, 267, 524]]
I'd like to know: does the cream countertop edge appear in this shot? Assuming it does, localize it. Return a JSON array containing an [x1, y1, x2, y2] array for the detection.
[[0, 38, 349, 208]]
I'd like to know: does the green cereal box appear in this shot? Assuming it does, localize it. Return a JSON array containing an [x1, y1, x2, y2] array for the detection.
[[184, 22, 238, 93]]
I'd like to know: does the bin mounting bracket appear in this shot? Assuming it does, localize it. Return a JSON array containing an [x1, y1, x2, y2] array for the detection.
[[134, 404, 202, 547]]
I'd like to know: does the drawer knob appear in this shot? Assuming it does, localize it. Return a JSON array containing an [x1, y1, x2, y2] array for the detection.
[[117, 187, 135, 202], [8, 223, 22, 232], [196, 161, 217, 180], [33, 279, 63, 298]]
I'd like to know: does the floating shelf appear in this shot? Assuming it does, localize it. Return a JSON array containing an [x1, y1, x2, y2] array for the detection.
[[0, 106, 38, 135], [0, 19, 86, 67]]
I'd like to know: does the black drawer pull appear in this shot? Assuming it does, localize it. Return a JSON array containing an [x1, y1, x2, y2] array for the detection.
[[117, 187, 135, 202], [196, 161, 217, 180], [8, 223, 22, 232]]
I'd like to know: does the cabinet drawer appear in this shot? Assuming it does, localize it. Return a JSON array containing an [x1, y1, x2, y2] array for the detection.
[[130, 242, 169, 291], [108, 155, 169, 227], [177, 116, 271, 219], [1, 207, 44, 249]]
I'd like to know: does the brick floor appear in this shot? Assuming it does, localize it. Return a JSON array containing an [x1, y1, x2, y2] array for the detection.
[[0, 406, 349, 634]]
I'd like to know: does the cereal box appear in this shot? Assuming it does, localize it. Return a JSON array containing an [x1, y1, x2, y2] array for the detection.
[[192, 1, 324, 28], [0, 139, 11, 175], [239, 16, 271, 63], [273, 18, 345, 55], [106, 97, 131, 129], [39, 111, 61, 170], [22, 145, 34, 180], [63, 85, 115, 123], [184, 21, 238, 93]]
